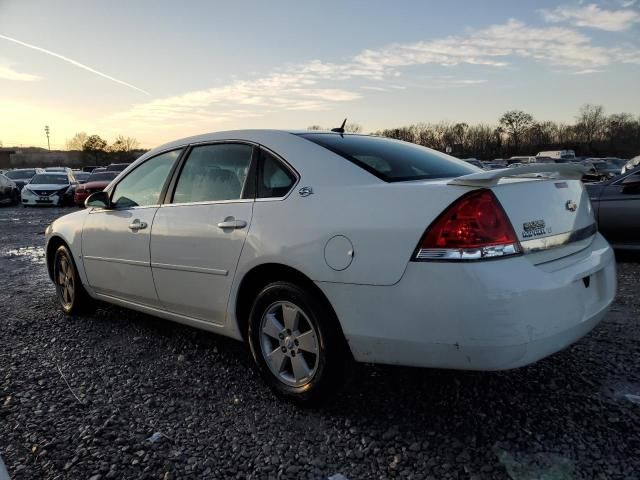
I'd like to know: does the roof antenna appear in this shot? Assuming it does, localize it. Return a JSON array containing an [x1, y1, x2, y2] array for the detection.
[[331, 118, 347, 134]]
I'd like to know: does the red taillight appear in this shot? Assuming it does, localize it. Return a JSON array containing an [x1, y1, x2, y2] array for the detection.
[[414, 189, 521, 261]]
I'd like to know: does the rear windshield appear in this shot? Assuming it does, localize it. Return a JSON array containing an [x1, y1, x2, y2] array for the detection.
[[87, 172, 118, 182], [6, 169, 36, 179], [298, 133, 476, 182], [30, 174, 68, 185]]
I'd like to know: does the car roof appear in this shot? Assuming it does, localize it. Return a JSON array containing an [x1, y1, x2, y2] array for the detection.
[[148, 129, 360, 152]]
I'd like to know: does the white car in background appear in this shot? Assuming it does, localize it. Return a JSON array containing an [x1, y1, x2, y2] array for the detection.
[[44, 130, 616, 403], [22, 171, 76, 207]]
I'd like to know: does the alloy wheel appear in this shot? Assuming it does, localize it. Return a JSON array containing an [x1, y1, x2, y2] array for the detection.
[[259, 301, 320, 387], [55, 252, 75, 309]]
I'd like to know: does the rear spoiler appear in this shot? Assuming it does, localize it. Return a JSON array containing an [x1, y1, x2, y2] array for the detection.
[[448, 164, 587, 187]]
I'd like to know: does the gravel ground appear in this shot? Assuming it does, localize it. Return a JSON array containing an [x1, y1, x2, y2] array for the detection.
[[0, 205, 638, 480]]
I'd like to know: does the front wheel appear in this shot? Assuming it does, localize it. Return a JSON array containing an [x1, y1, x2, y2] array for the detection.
[[247, 281, 350, 404], [53, 245, 94, 314]]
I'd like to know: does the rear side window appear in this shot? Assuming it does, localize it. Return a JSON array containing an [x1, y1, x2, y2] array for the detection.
[[258, 149, 295, 198], [172, 143, 254, 203], [299, 133, 476, 182]]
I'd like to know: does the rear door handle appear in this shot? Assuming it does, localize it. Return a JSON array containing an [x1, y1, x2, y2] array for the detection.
[[217, 219, 247, 229], [128, 220, 148, 231]]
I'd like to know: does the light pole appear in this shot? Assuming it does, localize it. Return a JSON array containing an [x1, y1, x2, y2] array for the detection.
[[44, 125, 50, 151]]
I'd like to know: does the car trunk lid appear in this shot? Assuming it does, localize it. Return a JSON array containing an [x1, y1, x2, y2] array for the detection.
[[449, 165, 597, 263]]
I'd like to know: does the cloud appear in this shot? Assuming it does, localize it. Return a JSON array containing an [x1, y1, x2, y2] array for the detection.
[[113, 18, 639, 127], [351, 19, 633, 70], [569, 68, 605, 74], [111, 72, 361, 124], [0, 33, 150, 95], [541, 3, 640, 31], [0, 62, 39, 81]]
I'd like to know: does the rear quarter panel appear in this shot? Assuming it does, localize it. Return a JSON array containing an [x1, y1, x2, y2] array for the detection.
[[237, 181, 467, 286]]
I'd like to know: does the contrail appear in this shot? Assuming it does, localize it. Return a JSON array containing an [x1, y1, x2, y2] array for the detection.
[[0, 33, 151, 96]]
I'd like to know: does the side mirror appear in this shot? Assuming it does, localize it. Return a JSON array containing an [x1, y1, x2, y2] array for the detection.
[[85, 191, 111, 209]]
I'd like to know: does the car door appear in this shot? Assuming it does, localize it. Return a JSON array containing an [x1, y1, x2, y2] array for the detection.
[[596, 170, 640, 246], [82, 149, 182, 306], [150, 143, 255, 323]]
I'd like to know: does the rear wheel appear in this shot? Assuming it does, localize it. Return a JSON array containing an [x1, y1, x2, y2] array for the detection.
[[53, 245, 94, 314], [247, 281, 350, 404]]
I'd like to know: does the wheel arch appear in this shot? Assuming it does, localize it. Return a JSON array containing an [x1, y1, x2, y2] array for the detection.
[[234, 263, 352, 356], [46, 235, 68, 282]]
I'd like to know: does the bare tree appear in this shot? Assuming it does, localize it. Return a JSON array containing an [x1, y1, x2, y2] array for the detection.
[[110, 135, 140, 152], [345, 122, 363, 133], [65, 132, 88, 151], [575, 104, 606, 150], [307, 125, 323, 130], [499, 110, 533, 151]]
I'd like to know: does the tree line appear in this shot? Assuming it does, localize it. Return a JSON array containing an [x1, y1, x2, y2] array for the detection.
[[369, 104, 640, 160], [65, 132, 145, 164]]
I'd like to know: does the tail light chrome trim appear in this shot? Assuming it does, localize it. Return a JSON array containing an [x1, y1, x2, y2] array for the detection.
[[416, 244, 521, 261]]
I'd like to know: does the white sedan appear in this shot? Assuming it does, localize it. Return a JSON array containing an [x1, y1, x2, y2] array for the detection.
[[22, 171, 76, 207], [45, 130, 616, 403]]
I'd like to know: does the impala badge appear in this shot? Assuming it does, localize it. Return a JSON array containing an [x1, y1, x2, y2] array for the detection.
[[522, 219, 548, 238], [298, 186, 313, 197], [565, 200, 577, 212]]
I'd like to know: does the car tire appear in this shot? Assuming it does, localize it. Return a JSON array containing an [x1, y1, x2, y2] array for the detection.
[[247, 281, 351, 404], [53, 245, 95, 314]]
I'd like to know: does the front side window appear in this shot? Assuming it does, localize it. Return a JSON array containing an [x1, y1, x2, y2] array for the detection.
[[111, 149, 181, 208], [172, 143, 253, 203], [299, 133, 476, 182], [258, 149, 295, 198]]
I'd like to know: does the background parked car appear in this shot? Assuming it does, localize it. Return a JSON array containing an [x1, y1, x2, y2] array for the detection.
[[106, 163, 131, 172], [462, 158, 484, 169], [4, 168, 44, 192], [74, 171, 91, 184], [0, 173, 20, 206], [22, 171, 76, 207], [74, 171, 119, 206], [585, 166, 640, 250], [583, 158, 626, 176]]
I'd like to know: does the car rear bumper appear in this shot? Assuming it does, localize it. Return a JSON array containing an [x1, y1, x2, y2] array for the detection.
[[317, 233, 616, 370]]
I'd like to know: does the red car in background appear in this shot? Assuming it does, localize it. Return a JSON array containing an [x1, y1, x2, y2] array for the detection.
[[74, 171, 119, 207]]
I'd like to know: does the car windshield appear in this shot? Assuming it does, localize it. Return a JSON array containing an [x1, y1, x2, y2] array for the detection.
[[592, 162, 609, 171], [607, 159, 626, 167], [5, 170, 36, 180], [87, 172, 118, 182], [299, 133, 476, 181], [30, 174, 68, 185]]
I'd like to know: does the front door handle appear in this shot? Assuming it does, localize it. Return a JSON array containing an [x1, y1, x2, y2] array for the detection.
[[128, 219, 148, 231], [217, 219, 247, 229]]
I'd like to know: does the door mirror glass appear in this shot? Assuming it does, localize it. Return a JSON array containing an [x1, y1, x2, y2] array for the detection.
[[85, 191, 111, 209]]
